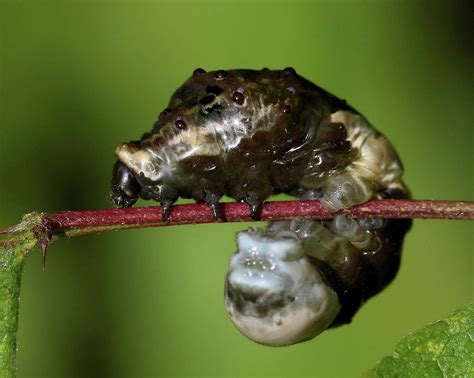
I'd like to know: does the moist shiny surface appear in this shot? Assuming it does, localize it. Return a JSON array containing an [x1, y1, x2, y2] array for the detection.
[[112, 68, 380, 218], [111, 68, 411, 345], [225, 227, 341, 346]]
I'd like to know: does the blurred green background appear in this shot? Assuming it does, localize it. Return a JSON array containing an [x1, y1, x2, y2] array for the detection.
[[1, 0, 472, 377]]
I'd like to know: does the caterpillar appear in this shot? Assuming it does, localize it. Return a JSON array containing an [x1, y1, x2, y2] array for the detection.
[[111, 68, 411, 346]]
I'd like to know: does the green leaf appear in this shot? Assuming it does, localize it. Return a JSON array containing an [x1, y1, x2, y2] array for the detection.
[[0, 213, 41, 377], [367, 303, 474, 377]]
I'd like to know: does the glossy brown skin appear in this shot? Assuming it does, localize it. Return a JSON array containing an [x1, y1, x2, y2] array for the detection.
[[302, 200, 411, 326], [254, 214, 412, 331], [111, 68, 358, 219], [111, 68, 411, 329]]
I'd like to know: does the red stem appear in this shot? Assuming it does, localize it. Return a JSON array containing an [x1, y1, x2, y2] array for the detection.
[[43, 199, 474, 233]]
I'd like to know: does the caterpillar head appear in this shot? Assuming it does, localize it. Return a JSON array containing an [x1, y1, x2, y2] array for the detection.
[[115, 141, 172, 185], [224, 227, 341, 346]]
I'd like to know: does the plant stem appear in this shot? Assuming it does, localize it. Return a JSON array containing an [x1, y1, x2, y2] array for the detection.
[[43, 199, 474, 238], [0, 199, 472, 376]]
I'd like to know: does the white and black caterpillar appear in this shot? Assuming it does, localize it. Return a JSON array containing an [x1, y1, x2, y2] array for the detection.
[[111, 68, 411, 346]]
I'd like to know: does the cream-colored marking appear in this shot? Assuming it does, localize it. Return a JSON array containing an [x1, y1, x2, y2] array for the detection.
[[116, 143, 175, 182], [318, 111, 406, 210], [225, 229, 341, 346], [165, 99, 277, 161], [331, 111, 405, 190], [115, 145, 155, 177], [169, 126, 221, 158]]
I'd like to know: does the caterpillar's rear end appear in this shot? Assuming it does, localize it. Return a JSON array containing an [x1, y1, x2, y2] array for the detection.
[[226, 207, 411, 346], [111, 68, 411, 346]]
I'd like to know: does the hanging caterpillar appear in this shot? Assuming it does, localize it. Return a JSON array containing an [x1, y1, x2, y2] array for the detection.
[[111, 68, 411, 346]]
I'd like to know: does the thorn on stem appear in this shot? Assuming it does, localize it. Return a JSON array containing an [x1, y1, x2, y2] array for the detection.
[[34, 218, 53, 271], [39, 236, 50, 271]]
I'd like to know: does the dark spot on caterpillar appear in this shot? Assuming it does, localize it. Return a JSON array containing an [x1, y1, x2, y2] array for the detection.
[[329, 140, 351, 151], [214, 70, 228, 80], [206, 86, 224, 95], [209, 104, 222, 115], [317, 121, 348, 142], [199, 94, 216, 106], [283, 105, 292, 114], [283, 67, 296, 75], [201, 103, 222, 117], [232, 91, 245, 105], [193, 68, 206, 75], [175, 117, 187, 130], [198, 90, 223, 116]]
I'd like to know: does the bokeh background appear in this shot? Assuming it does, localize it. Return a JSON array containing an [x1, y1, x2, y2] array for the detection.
[[1, 0, 472, 376]]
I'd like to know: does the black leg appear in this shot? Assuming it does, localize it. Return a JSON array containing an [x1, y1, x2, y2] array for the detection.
[[246, 199, 263, 221], [206, 192, 224, 221]]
